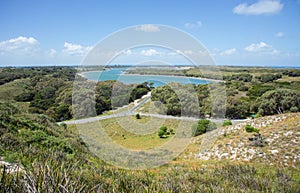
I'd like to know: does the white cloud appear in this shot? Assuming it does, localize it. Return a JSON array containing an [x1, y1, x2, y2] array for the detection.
[[220, 48, 237, 56], [233, 0, 283, 15], [183, 50, 193, 55], [135, 24, 160, 32], [275, 32, 284, 38], [167, 51, 177, 56], [140, 49, 160, 56], [62, 42, 93, 56], [47, 49, 57, 57], [245, 42, 280, 54], [184, 21, 202, 29], [174, 49, 194, 55], [0, 36, 39, 54], [245, 42, 272, 52], [122, 49, 132, 56]]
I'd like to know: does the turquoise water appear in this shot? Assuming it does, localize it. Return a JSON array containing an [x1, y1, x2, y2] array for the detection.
[[80, 68, 209, 87]]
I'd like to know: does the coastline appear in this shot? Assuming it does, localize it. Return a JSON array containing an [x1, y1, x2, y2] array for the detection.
[[121, 72, 225, 83]]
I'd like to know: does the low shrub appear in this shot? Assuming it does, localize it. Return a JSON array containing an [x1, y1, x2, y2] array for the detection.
[[222, 119, 232, 126], [245, 124, 259, 133]]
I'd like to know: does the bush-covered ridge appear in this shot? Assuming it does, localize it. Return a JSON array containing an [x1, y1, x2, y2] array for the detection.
[[0, 67, 151, 122], [151, 79, 300, 119]]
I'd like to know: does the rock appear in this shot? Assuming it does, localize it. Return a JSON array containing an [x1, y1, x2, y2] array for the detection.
[[271, 149, 279, 154]]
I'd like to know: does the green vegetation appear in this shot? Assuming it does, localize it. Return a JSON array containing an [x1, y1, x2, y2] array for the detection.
[[192, 119, 217, 136], [254, 89, 300, 116], [149, 66, 300, 119], [222, 119, 232, 126], [245, 124, 260, 133], [0, 67, 150, 121], [257, 73, 282, 83], [1, 66, 300, 192], [157, 125, 174, 138], [71, 115, 186, 150], [1, 102, 299, 192], [151, 83, 210, 117], [135, 113, 141, 119]]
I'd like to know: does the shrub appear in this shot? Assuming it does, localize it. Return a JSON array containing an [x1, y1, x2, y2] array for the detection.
[[193, 119, 217, 137], [207, 121, 217, 132], [169, 128, 175, 135], [135, 113, 141, 119], [158, 126, 168, 138], [157, 126, 174, 138], [245, 124, 259, 133], [222, 120, 232, 126]]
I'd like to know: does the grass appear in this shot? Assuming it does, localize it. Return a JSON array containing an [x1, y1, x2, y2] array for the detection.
[[1, 159, 299, 192], [134, 100, 162, 114], [277, 75, 300, 82], [0, 79, 30, 101], [69, 115, 195, 150], [1, 111, 300, 192], [196, 113, 300, 168]]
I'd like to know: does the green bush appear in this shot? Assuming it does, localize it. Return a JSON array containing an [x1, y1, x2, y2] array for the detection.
[[193, 119, 217, 137], [245, 124, 259, 133], [207, 121, 217, 132], [135, 113, 141, 119], [158, 126, 171, 138], [158, 126, 167, 138], [222, 120, 233, 126]]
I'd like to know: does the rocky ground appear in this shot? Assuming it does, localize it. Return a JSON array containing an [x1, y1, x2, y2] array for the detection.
[[197, 113, 300, 167]]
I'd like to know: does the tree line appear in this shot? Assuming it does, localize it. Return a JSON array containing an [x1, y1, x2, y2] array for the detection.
[[151, 80, 300, 119], [1, 67, 150, 121]]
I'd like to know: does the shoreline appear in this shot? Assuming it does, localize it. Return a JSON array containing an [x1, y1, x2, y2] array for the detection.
[[121, 72, 224, 83]]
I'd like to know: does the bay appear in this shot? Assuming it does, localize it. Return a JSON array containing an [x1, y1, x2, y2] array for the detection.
[[80, 68, 209, 87]]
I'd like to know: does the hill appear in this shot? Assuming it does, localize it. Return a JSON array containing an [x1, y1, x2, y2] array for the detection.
[[1, 104, 300, 192], [196, 113, 300, 168]]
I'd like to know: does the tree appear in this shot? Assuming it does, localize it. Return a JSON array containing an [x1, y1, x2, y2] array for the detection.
[[255, 89, 300, 116], [193, 119, 217, 137], [226, 97, 250, 119], [257, 73, 282, 83]]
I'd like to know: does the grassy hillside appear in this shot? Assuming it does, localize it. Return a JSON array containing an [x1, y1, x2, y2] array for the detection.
[[1, 66, 300, 192], [1, 102, 299, 192]]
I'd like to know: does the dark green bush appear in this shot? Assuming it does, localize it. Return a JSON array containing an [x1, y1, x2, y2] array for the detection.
[[158, 126, 168, 138], [222, 119, 233, 126], [245, 124, 259, 133], [193, 119, 217, 136], [135, 113, 141, 119]]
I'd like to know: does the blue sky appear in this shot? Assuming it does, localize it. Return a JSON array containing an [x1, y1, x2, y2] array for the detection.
[[0, 0, 300, 66]]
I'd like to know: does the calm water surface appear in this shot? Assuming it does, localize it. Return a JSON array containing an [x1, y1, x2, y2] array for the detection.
[[80, 68, 209, 87]]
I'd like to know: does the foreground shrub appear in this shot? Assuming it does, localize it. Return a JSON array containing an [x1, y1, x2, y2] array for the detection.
[[193, 119, 217, 136], [222, 119, 232, 126], [135, 113, 141, 119], [245, 124, 259, 133]]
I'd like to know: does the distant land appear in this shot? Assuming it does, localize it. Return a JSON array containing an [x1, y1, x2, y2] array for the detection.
[[0, 64, 300, 69]]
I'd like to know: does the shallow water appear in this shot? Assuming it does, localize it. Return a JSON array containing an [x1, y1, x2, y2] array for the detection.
[[80, 68, 209, 87]]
